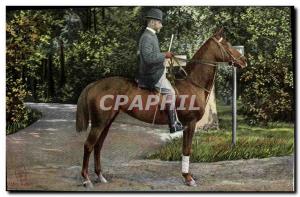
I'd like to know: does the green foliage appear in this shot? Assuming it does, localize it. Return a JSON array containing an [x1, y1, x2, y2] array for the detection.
[[215, 64, 233, 104], [6, 9, 64, 127], [6, 107, 42, 135], [159, 7, 216, 58], [6, 10, 47, 125], [240, 7, 293, 124], [147, 101, 294, 162], [62, 31, 118, 102], [6, 78, 29, 124], [61, 8, 141, 102], [208, 7, 293, 124], [6, 6, 294, 130], [148, 133, 294, 162]]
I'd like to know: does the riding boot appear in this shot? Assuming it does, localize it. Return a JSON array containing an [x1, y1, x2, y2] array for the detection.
[[165, 103, 184, 133]]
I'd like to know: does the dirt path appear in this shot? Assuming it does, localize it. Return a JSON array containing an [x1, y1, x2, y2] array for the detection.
[[6, 103, 294, 191]]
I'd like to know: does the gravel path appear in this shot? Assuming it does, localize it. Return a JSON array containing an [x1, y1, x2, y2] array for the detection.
[[6, 103, 294, 191]]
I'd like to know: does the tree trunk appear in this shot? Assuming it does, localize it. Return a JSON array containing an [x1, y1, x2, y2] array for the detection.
[[42, 58, 46, 81], [21, 53, 26, 85], [93, 8, 97, 33], [86, 8, 92, 31], [101, 7, 105, 22], [30, 78, 37, 101], [59, 39, 65, 88], [47, 55, 55, 100], [196, 85, 219, 130]]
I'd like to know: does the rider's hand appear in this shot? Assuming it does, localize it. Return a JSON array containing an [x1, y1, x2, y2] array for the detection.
[[164, 52, 174, 59]]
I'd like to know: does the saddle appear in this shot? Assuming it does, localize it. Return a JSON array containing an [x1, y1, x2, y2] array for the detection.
[[135, 79, 179, 96], [136, 82, 158, 94]]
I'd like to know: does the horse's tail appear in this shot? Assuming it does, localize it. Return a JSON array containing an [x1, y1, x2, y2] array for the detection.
[[76, 86, 90, 132]]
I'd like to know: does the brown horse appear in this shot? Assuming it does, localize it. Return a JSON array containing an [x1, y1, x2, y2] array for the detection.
[[76, 28, 247, 188]]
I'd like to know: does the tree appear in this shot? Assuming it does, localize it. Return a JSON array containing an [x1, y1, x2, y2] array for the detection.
[[6, 6, 293, 131], [6, 9, 64, 127], [160, 6, 220, 129], [240, 7, 293, 124]]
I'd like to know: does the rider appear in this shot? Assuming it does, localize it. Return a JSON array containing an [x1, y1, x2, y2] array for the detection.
[[136, 8, 184, 133]]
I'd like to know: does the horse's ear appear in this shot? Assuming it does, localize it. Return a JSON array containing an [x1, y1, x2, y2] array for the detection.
[[214, 27, 224, 37]]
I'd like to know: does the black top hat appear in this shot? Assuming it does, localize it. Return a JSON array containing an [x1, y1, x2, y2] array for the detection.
[[145, 8, 163, 21]]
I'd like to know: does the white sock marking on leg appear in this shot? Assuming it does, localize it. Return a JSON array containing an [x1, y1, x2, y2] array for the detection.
[[99, 173, 107, 183], [182, 155, 190, 173]]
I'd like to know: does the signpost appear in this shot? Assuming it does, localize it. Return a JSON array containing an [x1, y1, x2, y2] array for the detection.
[[232, 46, 244, 147]]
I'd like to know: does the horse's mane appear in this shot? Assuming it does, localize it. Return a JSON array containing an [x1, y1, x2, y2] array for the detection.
[[184, 37, 213, 74]]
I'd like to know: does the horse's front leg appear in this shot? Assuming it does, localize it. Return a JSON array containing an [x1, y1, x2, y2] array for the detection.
[[181, 120, 197, 186]]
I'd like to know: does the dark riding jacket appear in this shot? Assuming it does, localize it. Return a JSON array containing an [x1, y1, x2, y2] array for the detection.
[[136, 29, 165, 88]]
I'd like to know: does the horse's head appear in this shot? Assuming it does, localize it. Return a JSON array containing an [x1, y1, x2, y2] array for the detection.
[[211, 27, 247, 69]]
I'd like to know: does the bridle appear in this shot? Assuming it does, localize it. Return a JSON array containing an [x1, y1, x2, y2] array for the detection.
[[172, 36, 245, 68], [211, 36, 245, 66], [170, 36, 245, 98]]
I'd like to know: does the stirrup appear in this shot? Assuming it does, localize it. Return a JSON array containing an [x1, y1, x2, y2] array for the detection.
[[170, 122, 184, 133]]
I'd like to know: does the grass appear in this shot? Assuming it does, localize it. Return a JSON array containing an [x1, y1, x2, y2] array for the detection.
[[147, 101, 294, 162], [6, 107, 42, 135]]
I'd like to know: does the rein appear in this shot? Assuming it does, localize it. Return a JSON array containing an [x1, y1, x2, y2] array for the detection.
[[170, 56, 216, 96], [171, 56, 216, 108], [170, 36, 243, 103]]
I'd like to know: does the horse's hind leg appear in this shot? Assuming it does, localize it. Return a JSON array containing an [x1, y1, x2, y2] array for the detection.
[[81, 125, 105, 188], [94, 111, 119, 183], [93, 124, 110, 183]]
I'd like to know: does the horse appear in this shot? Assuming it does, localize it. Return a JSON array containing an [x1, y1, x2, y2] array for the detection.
[[75, 27, 247, 188]]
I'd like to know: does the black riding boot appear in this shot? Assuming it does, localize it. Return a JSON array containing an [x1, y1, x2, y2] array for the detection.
[[165, 103, 184, 133]]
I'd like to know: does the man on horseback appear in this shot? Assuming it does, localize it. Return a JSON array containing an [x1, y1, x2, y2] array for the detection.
[[136, 8, 184, 133]]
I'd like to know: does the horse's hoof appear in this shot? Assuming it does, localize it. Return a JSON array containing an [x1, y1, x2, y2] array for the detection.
[[83, 180, 94, 189], [96, 173, 108, 183], [185, 178, 197, 187]]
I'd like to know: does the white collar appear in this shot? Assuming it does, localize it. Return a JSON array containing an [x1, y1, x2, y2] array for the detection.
[[146, 27, 156, 34]]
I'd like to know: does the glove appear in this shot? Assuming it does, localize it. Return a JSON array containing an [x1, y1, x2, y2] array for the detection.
[[164, 52, 174, 59]]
